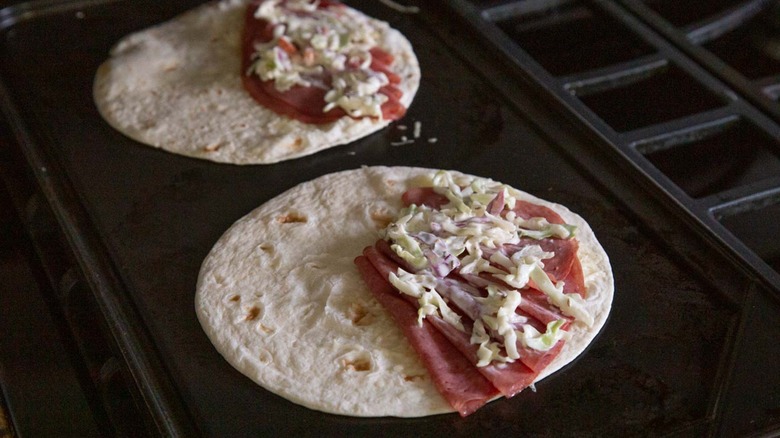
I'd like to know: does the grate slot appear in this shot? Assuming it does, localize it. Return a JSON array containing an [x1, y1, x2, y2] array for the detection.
[[492, 1, 656, 76], [641, 0, 747, 28], [683, 0, 773, 44], [717, 195, 780, 275], [635, 117, 780, 199], [572, 62, 727, 132], [620, 0, 780, 123], [701, 8, 780, 80]]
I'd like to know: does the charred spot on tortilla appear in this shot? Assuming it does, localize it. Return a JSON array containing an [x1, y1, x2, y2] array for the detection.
[[93, 0, 420, 165], [257, 243, 274, 253], [204, 142, 224, 152], [348, 302, 373, 326], [258, 323, 275, 334], [195, 167, 613, 417], [275, 213, 307, 223], [370, 209, 394, 229], [341, 355, 372, 372], [289, 137, 304, 151], [245, 306, 261, 321]]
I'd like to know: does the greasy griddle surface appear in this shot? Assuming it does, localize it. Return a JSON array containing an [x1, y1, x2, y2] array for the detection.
[[0, 0, 768, 436]]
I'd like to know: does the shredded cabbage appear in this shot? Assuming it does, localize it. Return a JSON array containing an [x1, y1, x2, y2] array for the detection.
[[520, 319, 569, 351], [248, 0, 391, 117], [382, 171, 592, 366]]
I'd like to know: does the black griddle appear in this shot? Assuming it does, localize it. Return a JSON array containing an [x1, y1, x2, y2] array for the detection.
[[0, 0, 779, 436]]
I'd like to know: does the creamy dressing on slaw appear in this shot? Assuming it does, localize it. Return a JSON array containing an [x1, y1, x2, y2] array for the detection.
[[382, 171, 592, 367]]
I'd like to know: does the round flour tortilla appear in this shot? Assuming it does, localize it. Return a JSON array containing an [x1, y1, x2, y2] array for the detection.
[[94, 0, 420, 164], [195, 166, 614, 417]]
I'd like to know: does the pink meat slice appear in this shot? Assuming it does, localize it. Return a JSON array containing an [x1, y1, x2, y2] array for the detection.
[[454, 270, 570, 332], [363, 244, 567, 391], [354, 255, 498, 416], [401, 187, 449, 209], [428, 317, 538, 398], [512, 200, 565, 224]]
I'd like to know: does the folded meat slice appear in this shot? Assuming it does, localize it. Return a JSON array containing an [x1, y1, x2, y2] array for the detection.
[[480, 238, 586, 299], [427, 317, 538, 398], [354, 255, 498, 416], [512, 200, 565, 224], [401, 187, 449, 209], [362, 244, 567, 398]]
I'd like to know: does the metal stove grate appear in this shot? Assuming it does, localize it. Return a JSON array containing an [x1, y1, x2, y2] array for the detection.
[[622, 0, 780, 113], [443, 0, 780, 297]]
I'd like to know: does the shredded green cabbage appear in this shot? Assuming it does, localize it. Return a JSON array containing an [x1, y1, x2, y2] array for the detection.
[[382, 171, 592, 366]]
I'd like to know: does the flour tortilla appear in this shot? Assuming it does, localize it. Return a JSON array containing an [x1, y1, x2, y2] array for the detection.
[[94, 0, 420, 164], [195, 166, 614, 416]]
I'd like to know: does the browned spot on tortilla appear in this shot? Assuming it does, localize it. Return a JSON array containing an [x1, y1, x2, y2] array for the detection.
[[258, 243, 274, 253], [229, 295, 241, 303], [139, 119, 157, 130], [204, 142, 223, 152], [348, 302, 372, 326], [342, 358, 371, 372], [258, 351, 271, 363], [258, 323, 274, 334], [246, 306, 260, 321], [385, 179, 397, 188], [276, 213, 307, 223], [370, 209, 394, 229], [289, 137, 303, 151], [403, 374, 425, 382], [163, 63, 178, 72]]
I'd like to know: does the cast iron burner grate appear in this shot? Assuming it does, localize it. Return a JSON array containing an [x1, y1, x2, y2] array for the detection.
[[442, 0, 780, 298], [621, 0, 780, 110]]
